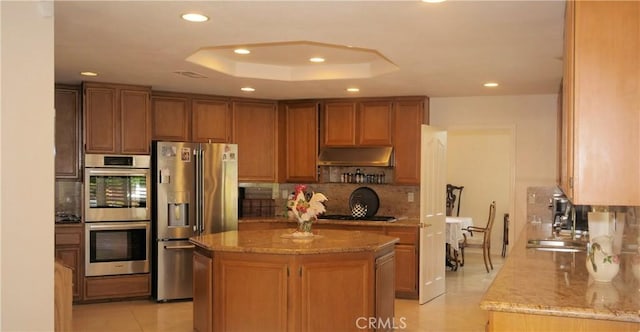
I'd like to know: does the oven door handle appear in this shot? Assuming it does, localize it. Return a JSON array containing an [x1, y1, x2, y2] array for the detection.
[[87, 222, 149, 231], [164, 244, 195, 250]]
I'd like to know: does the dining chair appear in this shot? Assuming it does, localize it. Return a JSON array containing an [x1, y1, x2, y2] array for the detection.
[[459, 201, 496, 273], [446, 184, 464, 217]]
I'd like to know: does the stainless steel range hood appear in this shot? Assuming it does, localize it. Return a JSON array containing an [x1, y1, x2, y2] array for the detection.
[[317, 146, 393, 167]]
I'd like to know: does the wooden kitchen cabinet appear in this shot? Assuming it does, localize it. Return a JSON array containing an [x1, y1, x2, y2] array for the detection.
[[560, 1, 640, 205], [192, 98, 231, 143], [232, 100, 279, 182], [193, 250, 213, 332], [358, 100, 393, 146], [321, 100, 393, 147], [386, 227, 418, 299], [55, 85, 82, 179], [151, 93, 190, 141], [393, 97, 428, 185], [83, 82, 151, 154], [54, 224, 83, 302], [84, 274, 151, 301], [283, 101, 319, 182]]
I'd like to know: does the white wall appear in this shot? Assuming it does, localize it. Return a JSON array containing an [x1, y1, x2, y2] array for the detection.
[[1, 2, 55, 330], [431, 94, 558, 251], [447, 128, 513, 256]]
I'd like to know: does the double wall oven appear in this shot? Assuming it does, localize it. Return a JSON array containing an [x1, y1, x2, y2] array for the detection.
[[84, 154, 151, 277]]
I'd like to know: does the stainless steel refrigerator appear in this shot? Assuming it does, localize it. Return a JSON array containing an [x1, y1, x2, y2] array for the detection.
[[151, 141, 238, 301]]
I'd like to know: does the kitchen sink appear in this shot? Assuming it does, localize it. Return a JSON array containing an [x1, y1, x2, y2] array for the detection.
[[526, 238, 587, 252]]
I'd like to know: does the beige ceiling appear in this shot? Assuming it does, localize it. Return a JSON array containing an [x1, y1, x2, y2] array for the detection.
[[54, 1, 565, 100]]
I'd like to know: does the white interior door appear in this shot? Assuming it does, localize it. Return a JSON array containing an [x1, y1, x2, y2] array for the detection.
[[419, 125, 447, 304]]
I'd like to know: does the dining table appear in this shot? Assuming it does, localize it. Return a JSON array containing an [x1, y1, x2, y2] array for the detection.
[[445, 216, 473, 270]]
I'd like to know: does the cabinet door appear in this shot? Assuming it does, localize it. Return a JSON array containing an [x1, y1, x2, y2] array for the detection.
[[322, 101, 357, 146], [151, 95, 190, 141], [55, 247, 81, 301], [285, 102, 318, 182], [375, 252, 395, 323], [232, 101, 278, 182], [120, 88, 151, 154], [299, 254, 372, 331], [394, 98, 427, 185], [84, 86, 117, 153], [214, 253, 288, 331], [192, 98, 231, 143], [358, 101, 393, 146], [569, 1, 640, 205], [559, 1, 575, 199], [393, 244, 417, 297], [193, 251, 212, 332], [55, 86, 81, 179]]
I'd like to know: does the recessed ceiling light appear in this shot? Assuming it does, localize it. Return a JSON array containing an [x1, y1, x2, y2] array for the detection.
[[422, 0, 446, 3], [234, 48, 251, 55], [346, 88, 360, 92], [483, 82, 499, 87], [181, 13, 209, 22], [241, 87, 255, 92], [80, 71, 98, 77], [309, 57, 325, 63]]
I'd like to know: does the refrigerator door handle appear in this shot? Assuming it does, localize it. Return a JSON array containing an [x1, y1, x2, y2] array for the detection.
[[164, 244, 196, 250], [195, 146, 204, 234]]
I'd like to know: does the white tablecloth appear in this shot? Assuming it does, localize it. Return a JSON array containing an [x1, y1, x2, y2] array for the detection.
[[446, 217, 473, 250]]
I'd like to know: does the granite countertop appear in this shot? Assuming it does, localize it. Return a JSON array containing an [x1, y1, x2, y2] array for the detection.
[[190, 229, 399, 255], [480, 232, 640, 323], [239, 216, 421, 227]]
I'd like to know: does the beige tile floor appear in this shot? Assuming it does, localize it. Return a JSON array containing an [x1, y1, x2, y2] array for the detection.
[[72, 250, 503, 332]]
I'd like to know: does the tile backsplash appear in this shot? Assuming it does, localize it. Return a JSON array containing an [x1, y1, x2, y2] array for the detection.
[[273, 183, 420, 219]]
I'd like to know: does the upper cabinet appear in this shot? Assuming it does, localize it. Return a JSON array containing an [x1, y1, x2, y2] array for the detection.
[[358, 100, 393, 146], [84, 82, 151, 154], [151, 92, 232, 143], [283, 101, 319, 183], [151, 93, 190, 142], [321, 100, 393, 147], [232, 100, 279, 182], [394, 98, 428, 185], [561, 1, 640, 205], [191, 98, 231, 143], [55, 85, 82, 179]]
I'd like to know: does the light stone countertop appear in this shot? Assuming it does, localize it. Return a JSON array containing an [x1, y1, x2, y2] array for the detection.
[[480, 232, 640, 323], [239, 216, 422, 227], [189, 229, 399, 255]]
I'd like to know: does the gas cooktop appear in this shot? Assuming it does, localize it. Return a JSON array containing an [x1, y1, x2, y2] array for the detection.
[[319, 215, 396, 222]]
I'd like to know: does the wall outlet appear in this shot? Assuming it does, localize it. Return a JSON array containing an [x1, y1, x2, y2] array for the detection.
[[282, 190, 289, 199], [408, 192, 414, 202]]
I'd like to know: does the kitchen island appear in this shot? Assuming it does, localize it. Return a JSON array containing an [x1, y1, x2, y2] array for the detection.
[[238, 217, 422, 299], [481, 231, 640, 331], [189, 229, 399, 332]]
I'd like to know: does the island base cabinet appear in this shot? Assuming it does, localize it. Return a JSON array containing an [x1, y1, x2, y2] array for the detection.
[[488, 311, 640, 332], [194, 246, 395, 332], [193, 251, 213, 332]]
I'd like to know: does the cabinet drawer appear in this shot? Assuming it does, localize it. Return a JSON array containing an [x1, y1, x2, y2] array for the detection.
[[386, 228, 418, 245], [84, 274, 150, 300], [55, 226, 83, 245]]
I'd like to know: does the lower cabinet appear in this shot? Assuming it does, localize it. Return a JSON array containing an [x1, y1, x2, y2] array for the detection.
[[386, 227, 419, 299], [193, 247, 394, 332], [193, 251, 213, 332], [237, 221, 419, 299], [54, 224, 83, 302], [84, 274, 151, 301], [487, 311, 640, 332]]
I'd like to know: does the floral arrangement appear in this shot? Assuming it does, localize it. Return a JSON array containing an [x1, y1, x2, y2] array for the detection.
[[287, 184, 328, 235]]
